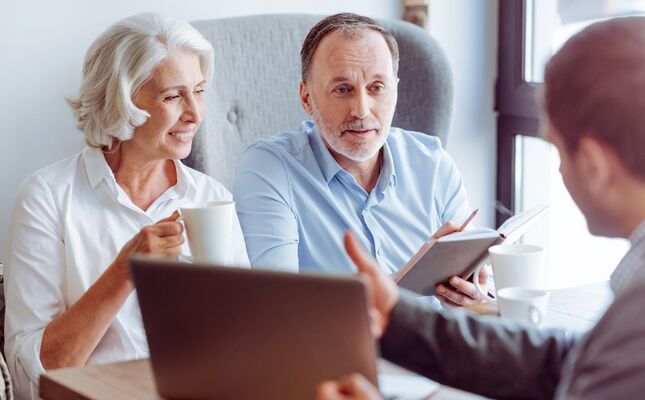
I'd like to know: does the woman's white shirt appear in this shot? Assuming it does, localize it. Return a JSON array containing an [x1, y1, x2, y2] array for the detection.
[[4, 146, 250, 400]]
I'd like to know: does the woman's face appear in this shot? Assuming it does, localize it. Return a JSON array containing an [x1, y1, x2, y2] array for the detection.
[[129, 50, 206, 161]]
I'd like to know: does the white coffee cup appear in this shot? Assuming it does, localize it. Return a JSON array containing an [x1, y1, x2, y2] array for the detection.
[[179, 201, 235, 264], [473, 243, 544, 300], [497, 287, 550, 326]]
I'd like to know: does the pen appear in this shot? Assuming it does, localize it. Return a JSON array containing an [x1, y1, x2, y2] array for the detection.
[[457, 208, 478, 231]]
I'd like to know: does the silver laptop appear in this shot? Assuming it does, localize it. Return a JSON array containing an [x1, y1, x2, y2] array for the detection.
[[130, 257, 378, 400]]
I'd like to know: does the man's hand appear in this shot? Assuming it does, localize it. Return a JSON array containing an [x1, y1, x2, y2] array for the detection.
[[431, 220, 461, 239], [316, 374, 383, 400], [435, 267, 489, 306], [345, 232, 399, 338], [431, 221, 489, 306]]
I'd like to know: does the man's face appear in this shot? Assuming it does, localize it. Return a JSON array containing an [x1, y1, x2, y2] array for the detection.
[[300, 29, 398, 163], [542, 116, 609, 236]]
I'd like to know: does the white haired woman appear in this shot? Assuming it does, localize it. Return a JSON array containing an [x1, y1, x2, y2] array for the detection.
[[4, 13, 249, 399]]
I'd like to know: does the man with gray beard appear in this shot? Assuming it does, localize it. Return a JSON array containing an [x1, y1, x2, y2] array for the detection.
[[235, 13, 487, 306]]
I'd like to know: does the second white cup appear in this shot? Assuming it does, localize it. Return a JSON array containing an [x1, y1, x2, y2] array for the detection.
[[179, 201, 235, 265], [473, 243, 544, 300], [497, 287, 550, 326]]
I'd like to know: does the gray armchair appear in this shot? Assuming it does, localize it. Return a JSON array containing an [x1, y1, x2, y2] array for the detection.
[[185, 14, 453, 190]]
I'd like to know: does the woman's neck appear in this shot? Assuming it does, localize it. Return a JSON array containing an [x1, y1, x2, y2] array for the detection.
[[103, 144, 177, 211]]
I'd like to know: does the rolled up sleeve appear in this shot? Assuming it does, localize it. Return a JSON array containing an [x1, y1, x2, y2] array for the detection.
[[4, 174, 67, 400], [234, 144, 299, 271]]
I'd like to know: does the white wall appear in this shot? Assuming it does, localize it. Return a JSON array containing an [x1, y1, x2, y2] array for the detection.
[[429, 0, 499, 230], [0, 1, 499, 261]]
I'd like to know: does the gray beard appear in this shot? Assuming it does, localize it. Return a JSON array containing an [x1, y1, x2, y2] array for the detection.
[[310, 106, 390, 162]]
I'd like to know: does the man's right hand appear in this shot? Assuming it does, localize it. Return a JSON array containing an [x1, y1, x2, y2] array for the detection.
[[344, 232, 399, 338], [316, 374, 383, 400]]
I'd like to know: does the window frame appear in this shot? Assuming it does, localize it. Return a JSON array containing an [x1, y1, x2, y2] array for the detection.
[[495, 0, 541, 226]]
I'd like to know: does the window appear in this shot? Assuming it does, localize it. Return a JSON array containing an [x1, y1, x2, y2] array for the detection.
[[496, 0, 634, 288], [524, 0, 645, 83], [516, 136, 629, 287]]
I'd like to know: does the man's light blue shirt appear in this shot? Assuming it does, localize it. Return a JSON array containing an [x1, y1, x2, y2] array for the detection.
[[234, 121, 471, 275]]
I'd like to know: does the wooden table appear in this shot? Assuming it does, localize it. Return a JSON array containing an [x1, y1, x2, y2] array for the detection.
[[39, 282, 612, 400], [467, 280, 613, 332]]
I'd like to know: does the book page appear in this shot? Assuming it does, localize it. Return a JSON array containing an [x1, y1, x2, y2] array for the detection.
[[437, 228, 498, 242], [497, 204, 548, 243]]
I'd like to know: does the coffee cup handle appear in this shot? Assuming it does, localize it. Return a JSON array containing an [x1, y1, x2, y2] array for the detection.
[[471, 264, 493, 302], [529, 305, 542, 325], [175, 214, 191, 262]]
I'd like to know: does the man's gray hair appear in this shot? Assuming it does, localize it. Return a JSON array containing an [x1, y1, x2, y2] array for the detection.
[[67, 13, 214, 149], [300, 13, 399, 82]]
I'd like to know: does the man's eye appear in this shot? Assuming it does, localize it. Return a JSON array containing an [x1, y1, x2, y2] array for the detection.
[[334, 86, 350, 94], [372, 84, 385, 92], [165, 95, 181, 102], [195, 88, 206, 95]]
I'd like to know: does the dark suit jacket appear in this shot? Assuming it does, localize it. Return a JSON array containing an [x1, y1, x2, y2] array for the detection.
[[380, 275, 645, 399]]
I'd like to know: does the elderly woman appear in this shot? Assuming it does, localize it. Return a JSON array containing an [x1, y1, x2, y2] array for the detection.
[[4, 13, 249, 399]]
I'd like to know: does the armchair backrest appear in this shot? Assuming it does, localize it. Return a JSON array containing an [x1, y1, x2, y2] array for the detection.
[[186, 14, 452, 190]]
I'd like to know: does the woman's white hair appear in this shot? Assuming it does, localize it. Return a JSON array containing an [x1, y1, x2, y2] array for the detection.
[[67, 13, 214, 149]]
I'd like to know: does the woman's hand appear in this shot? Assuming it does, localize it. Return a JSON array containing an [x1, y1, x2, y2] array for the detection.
[[41, 210, 185, 370], [109, 211, 184, 288]]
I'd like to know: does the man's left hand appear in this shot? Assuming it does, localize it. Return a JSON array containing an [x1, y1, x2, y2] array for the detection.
[[435, 267, 489, 306]]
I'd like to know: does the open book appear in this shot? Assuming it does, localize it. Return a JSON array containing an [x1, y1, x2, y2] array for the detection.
[[395, 204, 548, 296]]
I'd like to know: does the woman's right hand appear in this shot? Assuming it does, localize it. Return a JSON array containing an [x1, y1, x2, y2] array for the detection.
[[109, 210, 184, 288]]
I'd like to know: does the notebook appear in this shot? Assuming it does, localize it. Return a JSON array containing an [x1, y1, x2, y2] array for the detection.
[[395, 204, 548, 296]]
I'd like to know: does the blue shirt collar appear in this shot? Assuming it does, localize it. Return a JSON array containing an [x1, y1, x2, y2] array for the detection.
[[379, 138, 397, 190], [306, 121, 342, 184], [304, 120, 397, 189]]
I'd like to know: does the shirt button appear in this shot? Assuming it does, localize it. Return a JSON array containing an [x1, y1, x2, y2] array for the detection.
[[377, 248, 384, 256]]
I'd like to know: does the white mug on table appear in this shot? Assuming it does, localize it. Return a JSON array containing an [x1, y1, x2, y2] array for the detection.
[[497, 287, 550, 326], [472, 243, 549, 325], [179, 201, 235, 265], [473, 243, 545, 298]]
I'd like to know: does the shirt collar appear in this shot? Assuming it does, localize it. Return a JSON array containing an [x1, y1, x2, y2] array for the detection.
[[378, 136, 397, 190], [628, 219, 645, 245], [82, 145, 193, 198], [609, 219, 645, 294], [82, 146, 113, 189], [173, 159, 193, 197], [305, 120, 397, 188], [306, 121, 343, 184]]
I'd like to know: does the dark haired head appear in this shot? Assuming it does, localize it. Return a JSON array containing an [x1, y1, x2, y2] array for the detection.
[[544, 16, 645, 179], [300, 13, 399, 83]]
